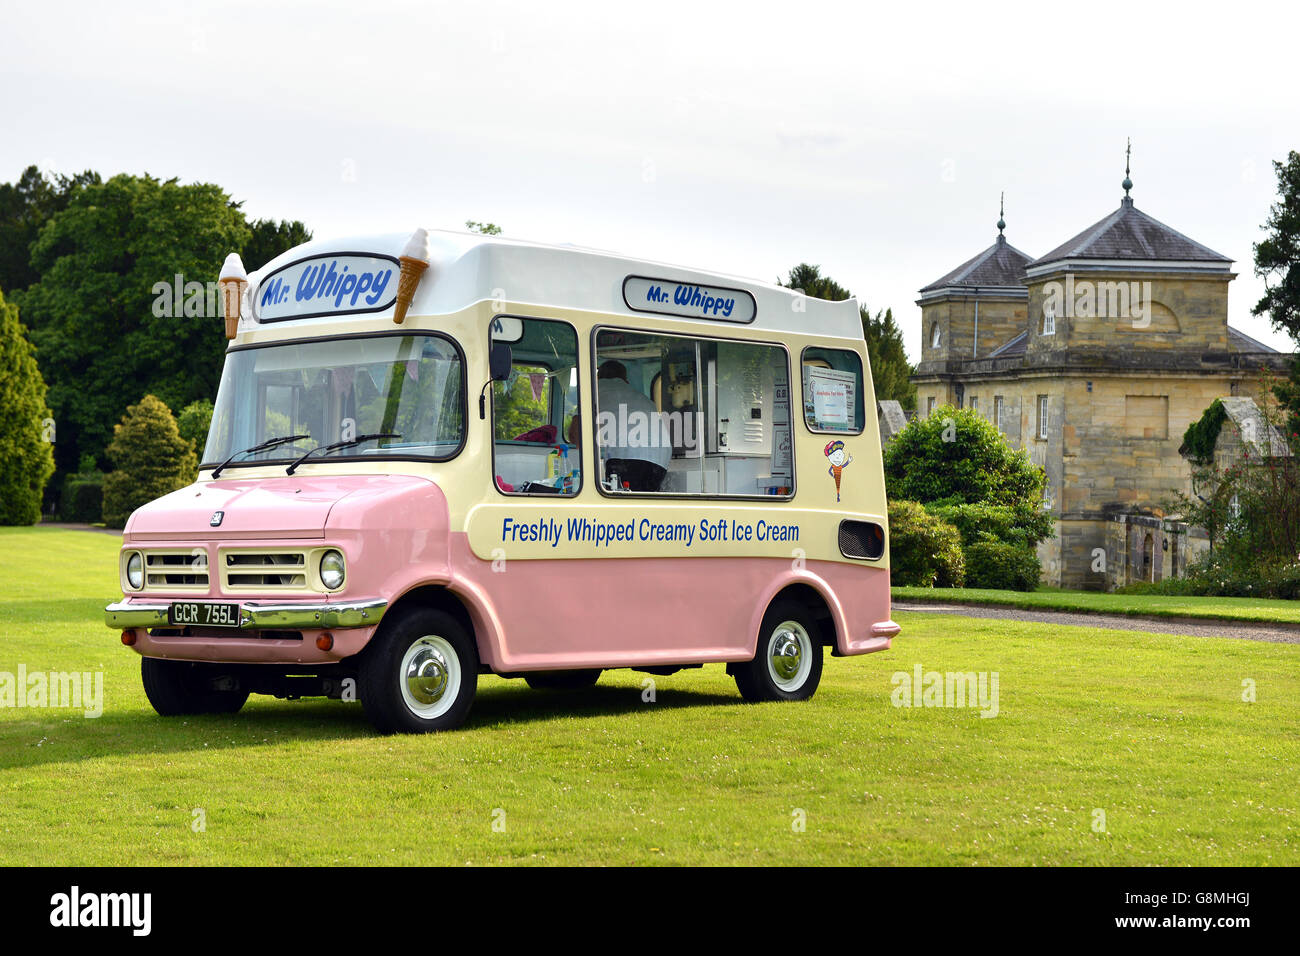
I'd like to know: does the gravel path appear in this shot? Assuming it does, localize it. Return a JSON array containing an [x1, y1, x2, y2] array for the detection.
[[892, 601, 1300, 645]]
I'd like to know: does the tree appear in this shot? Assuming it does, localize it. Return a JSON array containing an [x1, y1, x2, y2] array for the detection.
[[0, 165, 101, 295], [242, 218, 312, 272], [102, 395, 196, 528], [1252, 151, 1300, 435], [177, 398, 215, 476], [0, 288, 55, 524], [466, 220, 502, 235], [14, 174, 252, 478], [778, 263, 916, 408], [884, 404, 1046, 507]]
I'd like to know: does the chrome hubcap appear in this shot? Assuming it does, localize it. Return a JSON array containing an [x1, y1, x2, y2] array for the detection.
[[768, 622, 812, 690], [399, 636, 460, 718]]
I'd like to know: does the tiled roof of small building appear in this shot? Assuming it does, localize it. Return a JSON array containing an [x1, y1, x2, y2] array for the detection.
[[919, 235, 1034, 294], [1228, 325, 1279, 353], [1033, 198, 1230, 266], [988, 330, 1028, 357]]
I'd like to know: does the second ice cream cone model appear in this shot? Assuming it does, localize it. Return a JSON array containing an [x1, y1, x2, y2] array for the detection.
[[218, 252, 249, 340], [394, 228, 431, 324]]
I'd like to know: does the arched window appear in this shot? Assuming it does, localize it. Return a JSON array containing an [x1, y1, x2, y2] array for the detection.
[[930, 323, 942, 348], [1042, 305, 1056, 336]]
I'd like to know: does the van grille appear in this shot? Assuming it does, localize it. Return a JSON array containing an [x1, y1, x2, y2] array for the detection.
[[144, 551, 209, 588], [839, 520, 885, 560], [222, 551, 308, 589]]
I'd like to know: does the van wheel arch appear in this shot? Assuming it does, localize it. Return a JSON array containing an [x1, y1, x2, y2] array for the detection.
[[378, 586, 481, 667]]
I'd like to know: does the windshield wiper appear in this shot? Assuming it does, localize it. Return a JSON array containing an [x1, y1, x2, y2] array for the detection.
[[285, 433, 402, 476], [211, 434, 312, 479]]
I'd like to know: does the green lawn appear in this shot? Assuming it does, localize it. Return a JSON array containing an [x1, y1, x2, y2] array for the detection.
[[893, 585, 1300, 626], [1, 525, 1297, 865]]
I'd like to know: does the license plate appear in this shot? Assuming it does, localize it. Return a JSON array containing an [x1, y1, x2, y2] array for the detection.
[[168, 601, 242, 628]]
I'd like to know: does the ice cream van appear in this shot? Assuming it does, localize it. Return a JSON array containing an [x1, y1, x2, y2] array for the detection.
[[104, 228, 898, 733]]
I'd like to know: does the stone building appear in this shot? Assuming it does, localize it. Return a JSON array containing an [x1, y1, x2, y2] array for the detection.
[[911, 173, 1290, 589]]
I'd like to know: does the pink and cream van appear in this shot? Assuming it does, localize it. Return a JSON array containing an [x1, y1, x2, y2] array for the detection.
[[105, 228, 898, 733]]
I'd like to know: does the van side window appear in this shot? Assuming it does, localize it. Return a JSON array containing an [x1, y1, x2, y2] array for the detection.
[[490, 317, 581, 496], [592, 328, 793, 497], [800, 347, 865, 434]]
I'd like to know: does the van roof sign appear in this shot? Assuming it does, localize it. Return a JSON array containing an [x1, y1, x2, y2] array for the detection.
[[623, 275, 757, 324], [255, 253, 400, 322]]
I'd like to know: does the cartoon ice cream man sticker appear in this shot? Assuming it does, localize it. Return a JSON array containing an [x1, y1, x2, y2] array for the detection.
[[825, 440, 853, 502]]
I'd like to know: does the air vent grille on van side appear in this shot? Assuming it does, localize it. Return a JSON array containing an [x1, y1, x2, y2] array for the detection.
[[838, 520, 885, 560]]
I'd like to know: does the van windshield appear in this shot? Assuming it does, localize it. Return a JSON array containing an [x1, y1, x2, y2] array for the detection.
[[202, 333, 464, 467]]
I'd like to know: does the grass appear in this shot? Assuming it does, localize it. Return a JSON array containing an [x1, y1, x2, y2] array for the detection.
[[892, 585, 1300, 626], [1, 525, 1297, 865]]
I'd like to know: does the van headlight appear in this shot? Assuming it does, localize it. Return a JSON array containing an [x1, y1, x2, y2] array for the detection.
[[320, 550, 345, 590], [126, 552, 144, 591]]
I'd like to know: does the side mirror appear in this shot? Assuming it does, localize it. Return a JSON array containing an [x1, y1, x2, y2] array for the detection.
[[490, 342, 513, 381]]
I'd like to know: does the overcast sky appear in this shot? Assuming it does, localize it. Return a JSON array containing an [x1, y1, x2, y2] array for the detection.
[[3, 0, 1297, 359]]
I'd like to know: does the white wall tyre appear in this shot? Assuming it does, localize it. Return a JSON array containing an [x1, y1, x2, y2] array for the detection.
[[359, 607, 479, 733], [733, 599, 824, 702]]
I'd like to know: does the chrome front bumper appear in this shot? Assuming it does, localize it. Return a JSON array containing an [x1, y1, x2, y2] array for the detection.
[[104, 598, 387, 631]]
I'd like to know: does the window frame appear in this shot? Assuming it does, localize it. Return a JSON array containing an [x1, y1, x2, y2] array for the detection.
[[1036, 394, 1049, 440], [489, 314, 583, 498], [203, 329, 468, 470], [589, 325, 797, 501], [799, 346, 867, 437]]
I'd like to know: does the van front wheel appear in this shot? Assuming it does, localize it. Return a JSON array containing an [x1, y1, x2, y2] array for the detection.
[[733, 601, 823, 702], [358, 607, 479, 734]]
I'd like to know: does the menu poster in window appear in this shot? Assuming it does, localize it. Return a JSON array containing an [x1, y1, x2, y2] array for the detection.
[[771, 422, 792, 478], [804, 366, 857, 432]]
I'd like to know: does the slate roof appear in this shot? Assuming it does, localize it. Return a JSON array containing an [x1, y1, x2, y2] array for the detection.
[[1228, 325, 1279, 353], [919, 235, 1034, 295], [988, 330, 1028, 358], [1032, 198, 1230, 266]]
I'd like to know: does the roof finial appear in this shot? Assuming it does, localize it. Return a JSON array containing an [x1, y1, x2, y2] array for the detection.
[[997, 191, 1006, 239], [1122, 138, 1133, 201]]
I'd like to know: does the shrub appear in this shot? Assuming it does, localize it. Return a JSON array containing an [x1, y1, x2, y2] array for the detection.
[[963, 540, 1042, 591], [60, 472, 104, 523], [102, 395, 196, 528], [884, 405, 1047, 510], [0, 288, 55, 525], [176, 399, 214, 460], [888, 499, 964, 587], [927, 501, 1053, 551]]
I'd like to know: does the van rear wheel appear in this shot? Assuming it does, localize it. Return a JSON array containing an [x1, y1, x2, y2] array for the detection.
[[733, 600, 823, 702], [358, 607, 479, 734], [524, 669, 602, 690]]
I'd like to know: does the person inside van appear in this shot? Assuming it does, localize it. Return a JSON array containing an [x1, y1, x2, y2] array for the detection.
[[595, 359, 670, 492]]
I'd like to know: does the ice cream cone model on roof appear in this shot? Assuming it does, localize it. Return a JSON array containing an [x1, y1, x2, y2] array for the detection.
[[394, 228, 431, 325], [218, 253, 249, 340]]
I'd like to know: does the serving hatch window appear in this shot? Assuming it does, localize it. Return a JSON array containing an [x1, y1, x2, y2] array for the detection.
[[801, 347, 865, 434], [592, 328, 793, 497], [202, 333, 464, 466]]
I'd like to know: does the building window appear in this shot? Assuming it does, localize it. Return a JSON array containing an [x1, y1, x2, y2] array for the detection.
[[993, 395, 1004, 431], [926, 396, 935, 417], [1036, 395, 1048, 440], [969, 396, 978, 416], [1041, 305, 1055, 336], [931, 323, 942, 348]]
